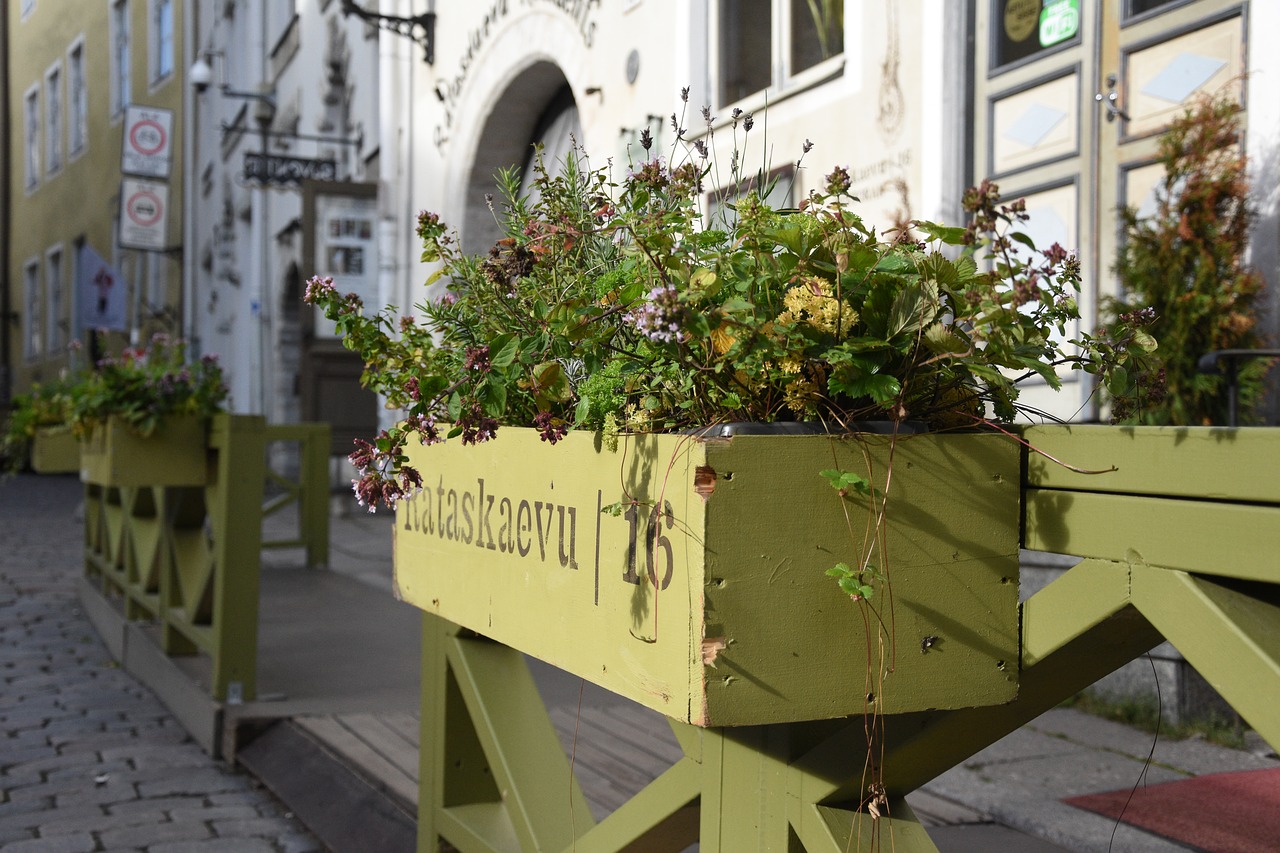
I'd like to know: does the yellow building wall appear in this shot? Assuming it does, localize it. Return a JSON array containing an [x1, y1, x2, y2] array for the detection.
[[5, 0, 184, 396]]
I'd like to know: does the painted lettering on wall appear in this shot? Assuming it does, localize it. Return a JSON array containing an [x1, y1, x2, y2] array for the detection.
[[520, 0, 600, 48], [848, 147, 916, 224], [432, 0, 601, 152]]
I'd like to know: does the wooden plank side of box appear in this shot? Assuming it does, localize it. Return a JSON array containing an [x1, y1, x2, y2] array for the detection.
[[394, 429, 1021, 727], [697, 432, 1021, 725], [31, 426, 80, 474], [394, 429, 707, 723], [1022, 425, 1280, 504], [80, 416, 209, 487]]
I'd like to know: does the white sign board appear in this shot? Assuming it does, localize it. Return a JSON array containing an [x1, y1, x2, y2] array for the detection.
[[121, 105, 174, 178], [314, 194, 379, 336], [76, 244, 128, 332], [119, 178, 169, 251]]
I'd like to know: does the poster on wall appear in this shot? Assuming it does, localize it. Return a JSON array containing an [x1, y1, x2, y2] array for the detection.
[[76, 243, 127, 332], [310, 189, 379, 337]]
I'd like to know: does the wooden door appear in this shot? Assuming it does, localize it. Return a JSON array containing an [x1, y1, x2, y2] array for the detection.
[[973, 0, 1247, 421]]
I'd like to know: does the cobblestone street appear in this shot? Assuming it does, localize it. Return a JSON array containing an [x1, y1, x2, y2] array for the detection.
[[0, 474, 323, 853]]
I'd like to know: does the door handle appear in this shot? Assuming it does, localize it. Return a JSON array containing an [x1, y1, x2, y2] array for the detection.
[[1095, 73, 1131, 123]]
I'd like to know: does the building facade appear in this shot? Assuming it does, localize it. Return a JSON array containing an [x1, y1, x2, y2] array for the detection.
[[185, 0, 381, 445], [3, 0, 186, 402], [4, 1, 1275, 424], [369, 0, 1278, 424]]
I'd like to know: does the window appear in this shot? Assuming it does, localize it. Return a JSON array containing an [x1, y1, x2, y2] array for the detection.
[[718, 0, 844, 106], [68, 40, 87, 156], [24, 85, 40, 190], [152, 0, 174, 82], [110, 0, 131, 116], [45, 63, 63, 174], [24, 260, 42, 361], [992, 0, 1080, 69], [46, 248, 66, 353]]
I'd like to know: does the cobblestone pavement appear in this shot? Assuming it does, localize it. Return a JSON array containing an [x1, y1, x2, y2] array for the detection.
[[0, 474, 323, 853]]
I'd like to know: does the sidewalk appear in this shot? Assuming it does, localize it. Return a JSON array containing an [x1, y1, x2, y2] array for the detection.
[[0, 473, 322, 852], [4, 471, 1277, 852]]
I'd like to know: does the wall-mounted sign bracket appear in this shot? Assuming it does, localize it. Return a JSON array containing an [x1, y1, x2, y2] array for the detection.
[[339, 0, 436, 64]]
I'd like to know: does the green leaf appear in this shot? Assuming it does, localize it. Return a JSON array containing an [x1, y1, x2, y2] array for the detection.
[[1106, 366, 1130, 397], [915, 221, 969, 245], [488, 333, 519, 369], [874, 254, 915, 274], [1131, 330, 1158, 353], [1009, 231, 1037, 251], [689, 268, 719, 296], [481, 381, 508, 416], [531, 362, 572, 403], [820, 469, 872, 496], [922, 322, 970, 355], [888, 286, 921, 337]]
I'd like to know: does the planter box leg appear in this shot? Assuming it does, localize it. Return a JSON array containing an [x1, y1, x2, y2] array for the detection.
[[418, 615, 596, 852]]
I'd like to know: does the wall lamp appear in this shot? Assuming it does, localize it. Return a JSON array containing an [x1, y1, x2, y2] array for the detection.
[[339, 0, 436, 64], [189, 51, 277, 125]]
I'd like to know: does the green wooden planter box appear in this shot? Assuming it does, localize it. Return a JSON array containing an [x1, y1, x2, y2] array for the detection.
[[395, 428, 1021, 727], [30, 426, 80, 474], [80, 416, 209, 487]]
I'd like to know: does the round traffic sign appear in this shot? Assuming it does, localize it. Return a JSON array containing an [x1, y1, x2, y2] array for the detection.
[[129, 119, 167, 156], [125, 188, 164, 227]]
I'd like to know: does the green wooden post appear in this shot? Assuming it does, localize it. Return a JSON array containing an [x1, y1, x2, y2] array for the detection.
[[418, 614, 597, 852], [206, 414, 267, 702], [300, 423, 331, 568]]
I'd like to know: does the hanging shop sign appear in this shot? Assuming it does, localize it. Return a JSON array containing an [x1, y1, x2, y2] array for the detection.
[[244, 152, 338, 186]]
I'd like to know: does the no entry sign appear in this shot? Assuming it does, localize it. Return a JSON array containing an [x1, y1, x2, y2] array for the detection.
[[119, 178, 169, 250], [121, 105, 174, 178]]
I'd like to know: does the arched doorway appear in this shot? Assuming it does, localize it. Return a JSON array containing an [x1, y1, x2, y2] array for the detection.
[[462, 64, 582, 254]]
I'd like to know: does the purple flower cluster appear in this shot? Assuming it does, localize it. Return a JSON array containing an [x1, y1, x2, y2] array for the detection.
[[464, 345, 491, 374], [533, 410, 567, 444], [625, 284, 684, 343], [303, 276, 336, 303], [457, 402, 498, 446], [348, 433, 425, 513]]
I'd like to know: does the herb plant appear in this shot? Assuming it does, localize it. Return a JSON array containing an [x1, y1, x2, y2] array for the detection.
[[306, 105, 1156, 511], [69, 335, 229, 439], [1, 377, 83, 473], [1107, 93, 1270, 425]]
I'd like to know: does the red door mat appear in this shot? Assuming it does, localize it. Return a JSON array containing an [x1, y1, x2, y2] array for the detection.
[[1065, 767, 1280, 853]]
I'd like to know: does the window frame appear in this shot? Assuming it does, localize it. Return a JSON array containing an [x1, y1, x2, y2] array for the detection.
[[45, 61, 63, 176], [23, 259, 43, 362], [24, 84, 40, 191], [713, 0, 847, 113], [45, 245, 66, 354], [150, 0, 174, 84], [109, 0, 132, 118], [68, 38, 88, 158]]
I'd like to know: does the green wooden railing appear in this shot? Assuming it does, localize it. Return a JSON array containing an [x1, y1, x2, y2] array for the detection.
[[415, 424, 1280, 852], [261, 422, 331, 569], [82, 414, 331, 702]]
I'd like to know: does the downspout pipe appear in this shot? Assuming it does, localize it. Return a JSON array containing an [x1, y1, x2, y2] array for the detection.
[[0, 4, 12, 406]]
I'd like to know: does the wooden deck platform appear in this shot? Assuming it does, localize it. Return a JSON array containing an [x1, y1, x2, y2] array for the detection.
[[263, 672, 986, 853]]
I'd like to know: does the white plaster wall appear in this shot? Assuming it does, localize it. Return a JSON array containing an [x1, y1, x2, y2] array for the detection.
[[1247, 0, 1280, 422]]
